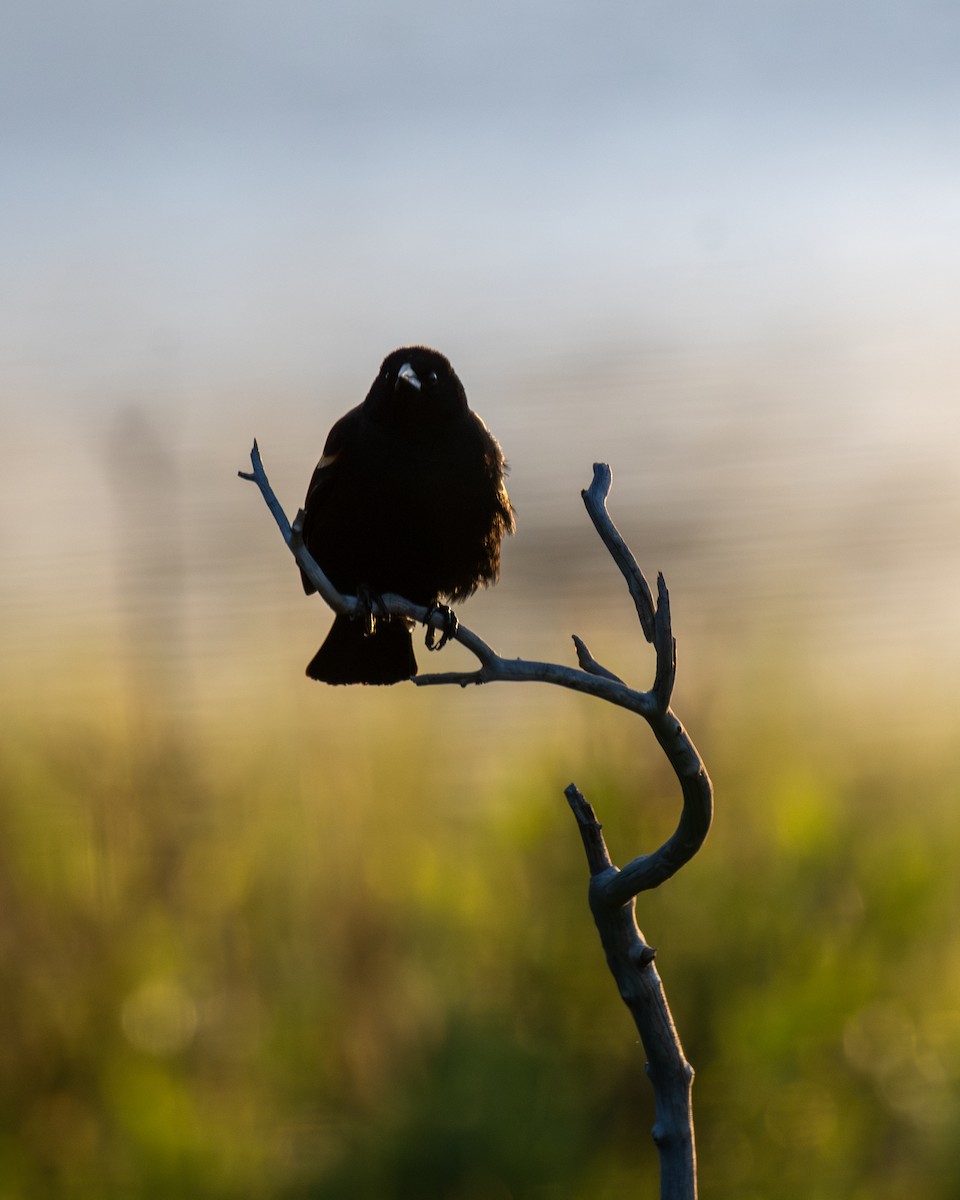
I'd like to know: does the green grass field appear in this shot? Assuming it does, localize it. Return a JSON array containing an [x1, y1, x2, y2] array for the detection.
[[2, 640, 958, 1199]]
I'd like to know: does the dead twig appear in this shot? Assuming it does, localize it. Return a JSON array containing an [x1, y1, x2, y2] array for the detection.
[[241, 444, 713, 1199]]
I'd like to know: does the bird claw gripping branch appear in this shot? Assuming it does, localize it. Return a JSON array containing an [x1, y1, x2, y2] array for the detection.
[[354, 583, 383, 638], [424, 603, 459, 652]]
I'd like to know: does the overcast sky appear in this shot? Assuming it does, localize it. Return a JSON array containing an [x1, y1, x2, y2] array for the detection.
[[3, 1, 959, 682], [4, 0, 960, 400]]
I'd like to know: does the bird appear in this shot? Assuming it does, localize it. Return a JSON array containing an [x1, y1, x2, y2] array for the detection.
[[299, 346, 515, 684]]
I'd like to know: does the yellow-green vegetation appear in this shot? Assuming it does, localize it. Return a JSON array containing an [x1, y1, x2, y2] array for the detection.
[[2, 656, 958, 1199]]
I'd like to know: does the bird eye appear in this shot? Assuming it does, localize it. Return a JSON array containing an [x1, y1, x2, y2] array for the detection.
[[427, 371, 438, 386]]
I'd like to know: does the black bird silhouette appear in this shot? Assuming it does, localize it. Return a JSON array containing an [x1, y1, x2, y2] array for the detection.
[[300, 347, 514, 684]]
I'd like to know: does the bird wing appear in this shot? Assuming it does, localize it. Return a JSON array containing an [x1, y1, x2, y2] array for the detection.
[[303, 404, 362, 509], [300, 404, 363, 594]]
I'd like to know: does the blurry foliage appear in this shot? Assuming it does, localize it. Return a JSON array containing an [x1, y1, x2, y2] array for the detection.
[[1, 659, 959, 1200]]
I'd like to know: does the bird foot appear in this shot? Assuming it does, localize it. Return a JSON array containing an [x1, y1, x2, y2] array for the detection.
[[424, 603, 459, 651], [355, 584, 385, 638]]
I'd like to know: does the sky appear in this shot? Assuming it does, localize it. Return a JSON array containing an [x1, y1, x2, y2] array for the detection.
[[3, 0, 960, 691], [5, 1, 960, 385]]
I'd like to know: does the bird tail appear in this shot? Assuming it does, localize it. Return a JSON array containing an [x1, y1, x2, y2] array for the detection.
[[305, 615, 417, 685]]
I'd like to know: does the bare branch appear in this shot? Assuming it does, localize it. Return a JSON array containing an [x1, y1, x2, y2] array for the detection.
[[238, 439, 293, 544], [241, 441, 713, 1198], [582, 462, 657, 643], [564, 783, 697, 1199], [572, 634, 625, 683], [652, 573, 678, 710], [564, 782, 615, 875], [240, 442, 713, 898]]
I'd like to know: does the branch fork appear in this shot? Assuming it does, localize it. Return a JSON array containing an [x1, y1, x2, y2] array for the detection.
[[241, 440, 712, 1199]]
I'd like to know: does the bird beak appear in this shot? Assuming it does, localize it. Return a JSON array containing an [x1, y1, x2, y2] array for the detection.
[[396, 362, 421, 392]]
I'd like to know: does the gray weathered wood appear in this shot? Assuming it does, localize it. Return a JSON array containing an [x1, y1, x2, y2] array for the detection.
[[242, 445, 713, 1198]]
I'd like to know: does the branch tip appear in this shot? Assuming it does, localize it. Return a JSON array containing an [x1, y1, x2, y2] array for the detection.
[[571, 634, 625, 683], [652, 573, 677, 708], [591, 461, 613, 495], [565, 783, 616, 875], [581, 466, 656, 643]]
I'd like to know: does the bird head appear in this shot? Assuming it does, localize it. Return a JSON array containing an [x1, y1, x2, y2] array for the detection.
[[364, 346, 469, 428]]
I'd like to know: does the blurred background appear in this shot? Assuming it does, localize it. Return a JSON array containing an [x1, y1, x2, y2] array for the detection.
[[2, 1, 959, 1196]]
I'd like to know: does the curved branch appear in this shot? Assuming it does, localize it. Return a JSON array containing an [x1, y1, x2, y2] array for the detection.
[[240, 445, 713, 900], [242, 444, 713, 1198], [582, 462, 657, 644]]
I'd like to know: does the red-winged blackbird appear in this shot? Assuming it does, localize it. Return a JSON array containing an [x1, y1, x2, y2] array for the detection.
[[300, 346, 515, 684]]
